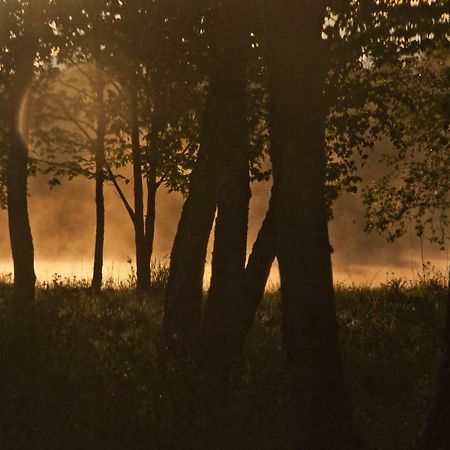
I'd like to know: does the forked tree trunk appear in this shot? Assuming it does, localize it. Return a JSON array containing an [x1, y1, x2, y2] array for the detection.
[[238, 191, 277, 342], [266, 1, 361, 448], [201, 0, 251, 389], [206, 191, 277, 361], [419, 284, 450, 450], [91, 72, 106, 292], [7, 18, 38, 306]]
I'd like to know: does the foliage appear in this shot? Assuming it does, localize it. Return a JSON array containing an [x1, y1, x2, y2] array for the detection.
[[323, 0, 450, 209], [364, 50, 450, 246], [29, 65, 117, 183], [0, 280, 447, 450]]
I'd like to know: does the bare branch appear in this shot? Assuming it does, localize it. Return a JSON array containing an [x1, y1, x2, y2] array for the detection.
[[105, 162, 136, 224], [54, 98, 96, 143], [56, 79, 96, 102]]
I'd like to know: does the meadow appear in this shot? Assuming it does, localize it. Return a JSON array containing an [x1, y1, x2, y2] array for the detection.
[[0, 268, 447, 450]]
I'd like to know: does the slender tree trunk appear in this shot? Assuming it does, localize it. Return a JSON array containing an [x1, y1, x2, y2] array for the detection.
[[265, 1, 361, 449], [201, 0, 251, 390], [91, 71, 106, 292], [239, 191, 277, 338], [419, 283, 450, 449], [143, 112, 163, 288], [129, 79, 150, 292], [7, 20, 38, 306], [144, 169, 157, 285]]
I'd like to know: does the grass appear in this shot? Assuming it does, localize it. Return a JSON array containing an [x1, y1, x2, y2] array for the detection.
[[0, 272, 447, 450]]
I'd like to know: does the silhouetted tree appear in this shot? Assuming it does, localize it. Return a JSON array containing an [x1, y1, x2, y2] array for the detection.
[[364, 50, 450, 450], [199, 0, 251, 389], [30, 64, 112, 292], [3, 1, 44, 305], [92, 66, 106, 292], [164, 0, 269, 354], [32, 0, 201, 292], [265, 1, 361, 448]]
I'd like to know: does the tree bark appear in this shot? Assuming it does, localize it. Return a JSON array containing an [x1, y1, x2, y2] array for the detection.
[[7, 13, 38, 306], [265, 1, 361, 448], [419, 284, 450, 450], [130, 79, 151, 292], [201, 0, 251, 388], [163, 144, 217, 352], [239, 191, 277, 339], [5, 5, 41, 447], [91, 71, 106, 293], [206, 190, 277, 362]]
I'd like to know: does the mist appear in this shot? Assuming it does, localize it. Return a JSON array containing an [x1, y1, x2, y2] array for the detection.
[[1, 154, 447, 286]]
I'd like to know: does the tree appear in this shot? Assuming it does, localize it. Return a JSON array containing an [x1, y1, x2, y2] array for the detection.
[[164, 0, 270, 354], [198, 0, 252, 392], [32, 0, 201, 292], [1, 0, 45, 305], [105, 0, 202, 291], [364, 49, 450, 450], [30, 64, 114, 292], [264, 1, 361, 448]]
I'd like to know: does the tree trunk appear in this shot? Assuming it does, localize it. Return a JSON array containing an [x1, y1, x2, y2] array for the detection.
[[204, 190, 277, 362], [5, 5, 41, 447], [91, 71, 106, 293], [7, 17, 38, 306], [144, 169, 157, 285], [239, 191, 277, 340], [201, 0, 251, 389], [419, 283, 450, 450], [265, 1, 361, 448], [163, 145, 217, 353], [130, 79, 150, 292], [143, 111, 163, 288]]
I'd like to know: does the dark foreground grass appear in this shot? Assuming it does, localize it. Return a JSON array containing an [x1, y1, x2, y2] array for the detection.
[[0, 277, 447, 450]]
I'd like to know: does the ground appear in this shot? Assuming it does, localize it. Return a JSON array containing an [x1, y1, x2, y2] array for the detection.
[[0, 271, 446, 450]]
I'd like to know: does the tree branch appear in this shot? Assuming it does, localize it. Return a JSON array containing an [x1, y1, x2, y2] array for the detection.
[[56, 79, 96, 102], [54, 98, 96, 143], [105, 161, 136, 224]]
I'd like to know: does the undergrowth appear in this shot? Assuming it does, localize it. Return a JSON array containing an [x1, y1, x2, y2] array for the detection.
[[0, 274, 447, 450]]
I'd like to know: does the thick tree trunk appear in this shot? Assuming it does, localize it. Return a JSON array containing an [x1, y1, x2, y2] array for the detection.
[[206, 190, 277, 363], [419, 284, 450, 450], [130, 80, 151, 292], [266, 1, 361, 449], [201, 0, 251, 388], [5, 6, 41, 447], [91, 73, 106, 293], [7, 23, 37, 306], [163, 145, 217, 352]]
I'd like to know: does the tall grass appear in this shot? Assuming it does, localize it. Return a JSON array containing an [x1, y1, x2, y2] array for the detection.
[[0, 268, 447, 450]]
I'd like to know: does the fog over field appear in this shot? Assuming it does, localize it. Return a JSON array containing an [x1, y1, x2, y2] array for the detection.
[[1, 164, 447, 286]]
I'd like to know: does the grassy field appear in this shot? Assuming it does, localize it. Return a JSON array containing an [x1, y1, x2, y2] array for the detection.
[[0, 272, 447, 450]]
